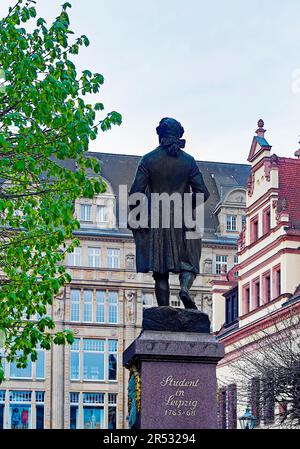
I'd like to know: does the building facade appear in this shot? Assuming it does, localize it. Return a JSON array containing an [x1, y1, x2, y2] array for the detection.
[[213, 121, 300, 429], [0, 152, 249, 429]]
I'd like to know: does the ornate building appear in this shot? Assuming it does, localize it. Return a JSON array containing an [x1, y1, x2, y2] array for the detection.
[[0, 152, 249, 429], [213, 121, 300, 429]]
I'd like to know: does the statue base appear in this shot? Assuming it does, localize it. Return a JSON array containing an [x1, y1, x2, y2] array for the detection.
[[142, 306, 210, 333], [123, 329, 224, 429]]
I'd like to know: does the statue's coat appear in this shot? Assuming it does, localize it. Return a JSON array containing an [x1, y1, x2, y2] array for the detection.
[[129, 145, 210, 274]]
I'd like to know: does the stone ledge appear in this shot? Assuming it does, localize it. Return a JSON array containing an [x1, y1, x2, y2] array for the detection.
[[123, 330, 224, 366]]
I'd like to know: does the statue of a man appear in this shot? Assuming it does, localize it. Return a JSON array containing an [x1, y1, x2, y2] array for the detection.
[[129, 118, 210, 309]]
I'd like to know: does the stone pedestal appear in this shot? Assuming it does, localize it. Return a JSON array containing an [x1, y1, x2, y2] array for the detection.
[[123, 330, 224, 429]]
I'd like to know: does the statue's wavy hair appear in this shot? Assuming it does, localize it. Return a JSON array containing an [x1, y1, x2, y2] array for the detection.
[[156, 117, 184, 141]]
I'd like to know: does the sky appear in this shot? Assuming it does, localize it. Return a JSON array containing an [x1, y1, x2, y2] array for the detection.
[[1, 0, 300, 163]]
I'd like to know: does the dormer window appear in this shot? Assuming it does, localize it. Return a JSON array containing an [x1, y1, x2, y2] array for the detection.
[[80, 204, 92, 222], [227, 215, 237, 231], [96, 205, 108, 223]]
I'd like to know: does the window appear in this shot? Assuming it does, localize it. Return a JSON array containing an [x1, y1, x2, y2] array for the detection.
[[216, 255, 227, 274], [263, 207, 271, 234], [83, 290, 93, 322], [108, 291, 118, 324], [266, 275, 271, 302], [36, 347, 45, 380], [234, 255, 238, 265], [227, 215, 237, 231], [243, 285, 250, 314], [70, 339, 80, 380], [70, 289, 80, 322], [35, 392, 45, 429], [171, 295, 181, 308], [0, 391, 5, 429], [70, 339, 118, 383], [225, 290, 238, 325], [70, 392, 116, 429], [68, 247, 81, 266], [83, 393, 105, 429], [10, 391, 32, 429], [250, 216, 259, 242], [96, 291, 105, 323], [107, 249, 120, 269], [83, 339, 105, 381], [253, 279, 260, 308], [96, 206, 108, 223], [9, 346, 44, 380], [263, 273, 271, 304], [88, 247, 101, 268], [80, 204, 92, 222], [108, 340, 118, 381], [10, 355, 32, 379], [70, 393, 79, 429], [108, 394, 117, 429], [273, 266, 281, 298], [142, 292, 154, 308], [70, 289, 120, 324]]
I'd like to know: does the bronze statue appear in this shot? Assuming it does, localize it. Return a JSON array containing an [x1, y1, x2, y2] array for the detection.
[[129, 118, 210, 309]]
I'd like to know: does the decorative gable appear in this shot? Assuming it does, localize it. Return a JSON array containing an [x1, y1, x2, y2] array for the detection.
[[247, 119, 272, 164]]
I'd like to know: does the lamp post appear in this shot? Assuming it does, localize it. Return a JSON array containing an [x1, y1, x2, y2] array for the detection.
[[239, 406, 257, 429]]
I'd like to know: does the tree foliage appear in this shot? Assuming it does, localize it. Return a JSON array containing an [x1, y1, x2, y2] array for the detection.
[[0, 0, 121, 382]]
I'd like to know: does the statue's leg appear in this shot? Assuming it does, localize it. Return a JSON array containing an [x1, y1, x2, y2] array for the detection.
[[179, 271, 198, 310], [153, 272, 170, 307]]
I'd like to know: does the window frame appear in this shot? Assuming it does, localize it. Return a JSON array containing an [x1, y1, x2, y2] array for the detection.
[[226, 214, 237, 232], [96, 205, 108, 223], [108, 291, 118, 324], [216, 255, 228, 275], [88, 247, 101, 268], [250, 214, 259, 243], [80, 204, 92, 222], [262, 206, 271, 235], [107, 248, 120, 269]]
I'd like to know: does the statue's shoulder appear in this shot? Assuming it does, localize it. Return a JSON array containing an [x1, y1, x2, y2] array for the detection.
[[140, 146, 162, 164], [179, 150, 198, 168], [180, 149, 195, 161]]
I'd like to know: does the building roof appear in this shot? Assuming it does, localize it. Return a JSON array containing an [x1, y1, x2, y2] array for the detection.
[[277, 157, 300, 228], [255, 136, 271, 148], [86, 151, 250, 242]]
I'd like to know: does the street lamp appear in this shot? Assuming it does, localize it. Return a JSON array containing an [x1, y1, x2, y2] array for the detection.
[[239, 406, 257, 429]]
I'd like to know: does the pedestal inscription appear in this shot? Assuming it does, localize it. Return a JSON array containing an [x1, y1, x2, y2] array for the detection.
[[140, 361, 218, 428]]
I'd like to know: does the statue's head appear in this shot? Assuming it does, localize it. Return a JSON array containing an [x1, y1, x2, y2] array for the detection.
[[156, 117, 184, 142], [156, 118, 185, 156]]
